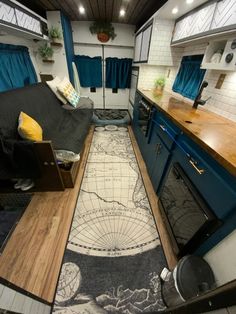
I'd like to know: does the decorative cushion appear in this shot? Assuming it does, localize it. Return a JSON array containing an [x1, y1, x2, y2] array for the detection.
[[46, 77, 68, 105], [57, 77, 80, 108], [18, 112, 43, 141]]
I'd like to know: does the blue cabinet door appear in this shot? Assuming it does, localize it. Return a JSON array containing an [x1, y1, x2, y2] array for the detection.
[[147, 130, 170, 192]]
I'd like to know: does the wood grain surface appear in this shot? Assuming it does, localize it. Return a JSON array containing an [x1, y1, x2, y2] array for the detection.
[[138, 89, 236, 177], [0, 127, 94, 304], [128, 126, 178, 270]]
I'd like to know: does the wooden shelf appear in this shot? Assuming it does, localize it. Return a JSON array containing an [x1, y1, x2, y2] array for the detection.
[[0, 127, 94, 304], [50, 42, 63, 47], [42, 59, 55, 63]]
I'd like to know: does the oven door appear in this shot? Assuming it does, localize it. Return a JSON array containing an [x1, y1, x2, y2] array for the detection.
[[137, 100, 153, 137], [159, 163, 221, 257]]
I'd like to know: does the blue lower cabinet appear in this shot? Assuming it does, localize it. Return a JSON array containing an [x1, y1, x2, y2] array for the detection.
[[170, 134, 236, 255], [146, 127, 171, 193]]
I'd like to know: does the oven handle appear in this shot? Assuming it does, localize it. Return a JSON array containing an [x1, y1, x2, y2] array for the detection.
[[157, 123, 205, 175]]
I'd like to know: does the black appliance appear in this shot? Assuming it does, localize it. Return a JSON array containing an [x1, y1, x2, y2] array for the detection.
[[159, 163, 221, 257], [129, 67, 139, 107], [137, 98, 153, 136]]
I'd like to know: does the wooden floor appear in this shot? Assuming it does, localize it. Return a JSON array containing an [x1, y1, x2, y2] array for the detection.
[[0, 125, 177, 306], [128, 126, 178, 269], [0, 127, 94, 304]]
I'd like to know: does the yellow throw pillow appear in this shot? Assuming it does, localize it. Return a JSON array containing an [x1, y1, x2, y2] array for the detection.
[[18, 112, 43, 141]]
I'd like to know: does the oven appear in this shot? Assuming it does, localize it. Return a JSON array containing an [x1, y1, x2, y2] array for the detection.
[[159, 162, 222, 257], [136, 98, 153, 137]]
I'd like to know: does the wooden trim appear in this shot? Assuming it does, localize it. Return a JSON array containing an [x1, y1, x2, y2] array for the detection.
[[0, 127, 94, 304], [163, 279, 236, 314], [128, 126, 178, 270]]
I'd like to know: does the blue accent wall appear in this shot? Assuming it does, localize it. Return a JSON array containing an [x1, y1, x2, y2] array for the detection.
[[60, 13, 74, 85]]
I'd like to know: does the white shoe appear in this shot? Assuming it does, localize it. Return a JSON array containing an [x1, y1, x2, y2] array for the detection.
[[14, 179, 25, 189], [20, 179, 35, 191]]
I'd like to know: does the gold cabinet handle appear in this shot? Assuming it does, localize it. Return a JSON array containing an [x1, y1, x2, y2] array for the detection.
[[189, 159, 205, 175], [159, 124, 166, 132], [156, 143, 162, 155]]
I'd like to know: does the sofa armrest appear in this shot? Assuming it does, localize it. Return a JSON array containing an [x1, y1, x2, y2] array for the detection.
[[33, 141, 64, 191]]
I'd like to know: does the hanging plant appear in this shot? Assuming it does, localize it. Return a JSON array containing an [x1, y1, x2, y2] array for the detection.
[[38, 43, 54, 60], [49, 26, 62, 43], [89, 21, 117, 43]]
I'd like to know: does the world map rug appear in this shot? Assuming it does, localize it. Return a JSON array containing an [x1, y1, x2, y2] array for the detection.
[[53, 126, 167, 314]]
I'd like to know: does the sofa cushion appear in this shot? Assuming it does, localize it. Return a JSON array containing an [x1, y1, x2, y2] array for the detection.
[[18, 112, 43, 141], [57, 77, 80, 107], [0, 83, 93, 154], [46, 77, 67, 104]]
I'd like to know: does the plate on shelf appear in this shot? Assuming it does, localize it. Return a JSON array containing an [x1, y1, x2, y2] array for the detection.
[[95, 126, 105, 132], [105, 125, 118, 131]]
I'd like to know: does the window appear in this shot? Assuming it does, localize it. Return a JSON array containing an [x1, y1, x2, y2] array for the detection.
[[172, 55, 206, 100]]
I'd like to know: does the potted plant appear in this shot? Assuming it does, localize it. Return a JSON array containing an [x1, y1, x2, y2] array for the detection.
[[49, 26, 62, 43], [90, 21, 117, 43], [154, 77, 166, 96], [38, 43, 54, 62]]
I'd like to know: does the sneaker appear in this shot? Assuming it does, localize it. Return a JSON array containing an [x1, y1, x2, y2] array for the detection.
[[20, 179, 35, 191], [14, 179, 25, 189]]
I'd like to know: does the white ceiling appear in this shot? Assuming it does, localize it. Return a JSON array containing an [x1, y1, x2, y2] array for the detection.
[[156, 0, 209, 20]]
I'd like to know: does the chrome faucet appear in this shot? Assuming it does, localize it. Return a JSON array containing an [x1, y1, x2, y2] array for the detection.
[[193, 81, 211, 109]]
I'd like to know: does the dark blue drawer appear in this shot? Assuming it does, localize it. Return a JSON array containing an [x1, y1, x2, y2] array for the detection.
[[151, 111, 179, 150], [173, 134, 236, 219]]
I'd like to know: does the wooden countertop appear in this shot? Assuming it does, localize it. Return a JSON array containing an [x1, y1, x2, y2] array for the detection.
[[0, 127, 94, 304], [138, 89, 236, 177]]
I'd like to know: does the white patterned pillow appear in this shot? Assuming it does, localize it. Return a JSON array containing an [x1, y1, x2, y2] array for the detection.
[[46, 77, 67, 105], [57, 77, 80, 108]]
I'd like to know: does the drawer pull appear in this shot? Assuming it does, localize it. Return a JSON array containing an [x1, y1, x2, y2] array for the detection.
[[156, 143, 162, 155], [159, 124, 166, 132], [189, 159, 205, 175]]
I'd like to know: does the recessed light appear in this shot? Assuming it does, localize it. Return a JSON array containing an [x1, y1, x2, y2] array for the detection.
[[186, 0, 194, 3], [172, 7, 178, 14], [120, 9, 125, 17], [79, 5, 85, 14]]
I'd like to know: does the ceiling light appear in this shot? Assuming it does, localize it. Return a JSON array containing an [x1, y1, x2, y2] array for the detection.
[[120, 9, 126, 17], [186, 0, 194, 3], [172, 7, 178, 14], [79, 5, 85, 14]]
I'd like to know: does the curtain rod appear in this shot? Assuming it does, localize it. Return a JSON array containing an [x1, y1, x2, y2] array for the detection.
[[73, 42, 134, 49]]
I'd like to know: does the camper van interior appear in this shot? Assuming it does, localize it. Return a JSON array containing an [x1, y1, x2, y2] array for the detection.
[[0, 0, 236, 313]]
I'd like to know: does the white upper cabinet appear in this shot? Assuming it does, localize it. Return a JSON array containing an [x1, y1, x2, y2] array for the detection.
[[134, 18, 175, 66], [134, 23, 152, 63], [172, 0, 236, 44], [211, 0, 236, 30], [134, 32, 143, 62], [140, 25, 152, 62], [173, 2, 216, 42]]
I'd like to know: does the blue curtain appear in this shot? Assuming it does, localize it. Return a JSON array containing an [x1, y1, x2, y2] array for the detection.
[[172, 55, 206, 100], [74, 55, 102, 87], [106, 58, 132, 89], [61, 13, 75, 85], [0, 44, 37, 92]]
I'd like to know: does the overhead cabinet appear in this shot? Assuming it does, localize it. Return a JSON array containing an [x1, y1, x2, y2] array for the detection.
[[134, 18, 175, 66], [134, 23, 152, 63], [172, 0, 236, 44]]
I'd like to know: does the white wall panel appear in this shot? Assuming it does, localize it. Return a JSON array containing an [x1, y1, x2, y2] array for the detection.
[[0, 284, 51, 314], [72, 21, 135, 110]]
